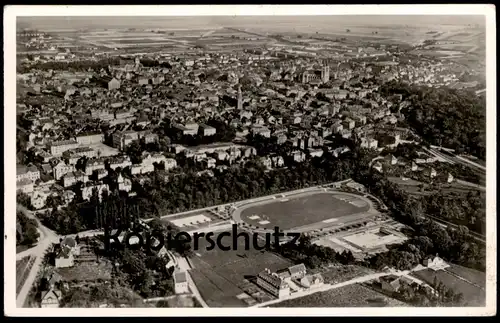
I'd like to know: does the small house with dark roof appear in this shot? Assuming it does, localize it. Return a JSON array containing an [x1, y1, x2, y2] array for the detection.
[[287, 264, 307, 280], [380, 274, 401, 292]]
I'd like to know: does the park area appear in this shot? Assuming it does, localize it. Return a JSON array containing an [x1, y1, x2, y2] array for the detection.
[[238, 192, 371, 231], [270, 283, 406, 307], [412, 268, 485, 306], [188, 229, 293, 307]]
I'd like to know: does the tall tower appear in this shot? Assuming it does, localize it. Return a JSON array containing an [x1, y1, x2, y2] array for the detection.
[[321, 61, 330, 84], [237, 85, 243, 110]]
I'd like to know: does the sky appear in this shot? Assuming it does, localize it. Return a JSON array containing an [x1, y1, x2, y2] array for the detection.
[[17, 15, 486, 32]]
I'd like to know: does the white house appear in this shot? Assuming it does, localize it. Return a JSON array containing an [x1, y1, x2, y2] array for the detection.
[[423, 255, 450, 271], [41, 289, 62, 308], [174, 270, 189, 294]]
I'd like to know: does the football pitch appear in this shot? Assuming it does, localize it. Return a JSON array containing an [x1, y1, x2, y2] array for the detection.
[[237, 192, 372, 230]]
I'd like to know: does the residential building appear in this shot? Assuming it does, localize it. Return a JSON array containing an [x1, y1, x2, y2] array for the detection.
[[49, 140, 79, 156], [199, 124, 217, 136], [86, 159, 106, 176], [380, 275, 402, 293], [108, 156, 132, 170], [112, 131, 139, 151], [17, 165, 40, 182], [17, 178, 34, 194], [73, 147, 97, 159], [41, 289, 62, 308], [299, 273, 324, 289], [62, 171, 88, 188], [287, 264, 307, 280], [75, 133, 104, 145]]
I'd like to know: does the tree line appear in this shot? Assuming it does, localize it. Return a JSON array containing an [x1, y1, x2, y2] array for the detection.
[[16, 210, 40, 247], [17, 57, 121, 73]]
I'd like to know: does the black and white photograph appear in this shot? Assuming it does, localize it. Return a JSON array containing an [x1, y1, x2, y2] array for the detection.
[[4, 5, 496, 316]]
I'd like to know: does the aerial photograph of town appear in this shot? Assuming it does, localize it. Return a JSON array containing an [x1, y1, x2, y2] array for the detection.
[[9, 6, 493, 313]]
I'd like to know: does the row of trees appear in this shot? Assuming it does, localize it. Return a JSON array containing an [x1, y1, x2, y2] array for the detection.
[[18, 57, 121, 73], [278, 234, 356, 269]]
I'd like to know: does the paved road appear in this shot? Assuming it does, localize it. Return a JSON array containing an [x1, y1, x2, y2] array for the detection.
[[16, 205, 59, 308], [173, 253, 209, 308]]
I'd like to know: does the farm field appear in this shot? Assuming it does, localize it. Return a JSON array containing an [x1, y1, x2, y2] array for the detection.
[[239, 192, 370, 230], [388, 176, 483, 197], [317, 265, 375, 284], [188, 229, 293, 307], [270, 283, 406, 307], [445, 264, 486, 289], [412, 269, 485, 306]]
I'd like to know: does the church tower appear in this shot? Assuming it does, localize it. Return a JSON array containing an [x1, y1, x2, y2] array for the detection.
[[237, 85, 243, 110], [321, 62, 330, 84]]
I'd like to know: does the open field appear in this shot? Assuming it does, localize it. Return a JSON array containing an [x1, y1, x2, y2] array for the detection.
[[238, 192, 371, 231], [318, 265, 375, 284], [412, 269, 485, 306], [269, 283, 406, 307], [188, 229, 293, 307]]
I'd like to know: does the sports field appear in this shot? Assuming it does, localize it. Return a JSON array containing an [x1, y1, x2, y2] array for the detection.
[[160, 209, 223, 231], [238, 192, 372, 230]]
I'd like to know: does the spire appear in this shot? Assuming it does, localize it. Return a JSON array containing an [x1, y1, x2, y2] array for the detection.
[[237, 85, 243, 110]]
